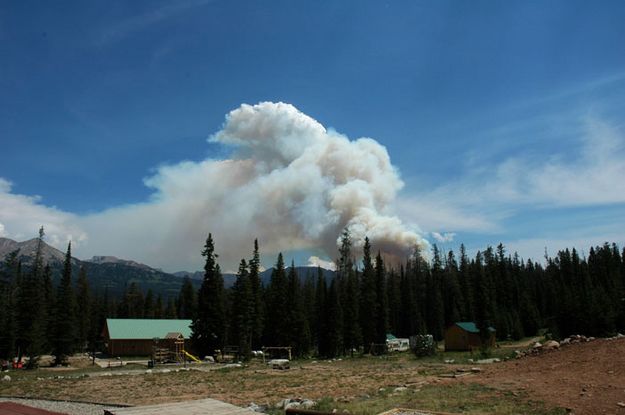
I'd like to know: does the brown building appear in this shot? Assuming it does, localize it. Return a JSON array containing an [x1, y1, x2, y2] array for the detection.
[[102, 318, 192, 356], [444, 322, 496, 351]]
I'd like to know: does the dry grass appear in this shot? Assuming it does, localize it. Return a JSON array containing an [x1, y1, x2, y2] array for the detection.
[[0, 352, 565, 414]]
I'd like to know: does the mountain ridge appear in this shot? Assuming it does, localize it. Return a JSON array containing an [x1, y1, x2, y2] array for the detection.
[[0, 237, 335, 296]]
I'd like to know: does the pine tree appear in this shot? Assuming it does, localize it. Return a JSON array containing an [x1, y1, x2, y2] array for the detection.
[[0, 250, 20, 359], [177, 277, 196, 319], [314, 267, 328, 356], [16, 227, 47, 368], [426, 245, 445, 340], [374, 252, 388, 346], [360, 237, 377, 351], [42, 264, 55, 352], [118, 283, 144, 318], [154, 294, 164, 319], [75, 267, 91, 351], [458, 244, 474, 320], [442, 250, 464, 327], [53, 242, 78, 365], [338, 229, 361, 356], [249, 239, 264, 350], [143, 289, 155, 318], [287, 261, 311, 356], [232, 259, 254, 360], [165, 297, 177, 318], [325, 278, 343, 357], [264, 253, 288, 346], [191, 233, 226, 359]]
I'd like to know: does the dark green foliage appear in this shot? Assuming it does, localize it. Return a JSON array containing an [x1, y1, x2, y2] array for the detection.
[[231, 259, 254, 360], [2, 226, 624, 363], [117, 282, 145, 318], [0, 250, 19, 359], [359, 237, 377, 348], [413, 334, 436, 357], [143, 289, 155, 318], [248, 239, 264, 349], [338, 229, 361, 356], [426, 245, 445, 340], [286, 261, 311, 356], [16, 227, 47, 368], [324, 278, 343, 357], [177, 277, 196, 319], [373, 252, 388, 345], [52, 242, 77, 365], [75, 267, 91, 351], [191, 233, 226, 359], [264, 253, 288, 346], [165, 297, 177, 318]]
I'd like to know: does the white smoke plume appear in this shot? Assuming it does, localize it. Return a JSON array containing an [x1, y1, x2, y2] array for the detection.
[[1, 102, 426, 271], [307, 256, 337, 271]]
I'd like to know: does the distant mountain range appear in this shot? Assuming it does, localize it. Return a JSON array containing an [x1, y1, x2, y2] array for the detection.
[[0, 237, 334, 298]]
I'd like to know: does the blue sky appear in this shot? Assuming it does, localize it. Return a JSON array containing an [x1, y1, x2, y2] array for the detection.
[[1, 1, 625, 271]]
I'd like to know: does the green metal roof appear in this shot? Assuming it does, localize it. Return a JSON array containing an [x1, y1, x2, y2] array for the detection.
[[106, 319, 192, 340], [455, 322, 496, 333]]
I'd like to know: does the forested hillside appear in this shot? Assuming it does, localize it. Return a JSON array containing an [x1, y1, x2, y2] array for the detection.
[[0, 228, 623, 365]]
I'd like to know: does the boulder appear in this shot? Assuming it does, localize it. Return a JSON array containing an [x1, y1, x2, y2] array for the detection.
[[2, 375, 10, 382], [543, 340, 560, 350]]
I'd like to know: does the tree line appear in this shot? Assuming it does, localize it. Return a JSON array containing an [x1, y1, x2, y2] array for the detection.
[[189, 230, 625, 360], [1, 227, 624, 366]]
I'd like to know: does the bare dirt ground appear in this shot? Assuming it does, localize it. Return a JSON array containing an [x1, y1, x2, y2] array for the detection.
[[1, 339, 624, 414], [473, 337, 625, 415]]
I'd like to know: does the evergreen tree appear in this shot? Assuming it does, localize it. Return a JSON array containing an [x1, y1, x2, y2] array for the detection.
[[143, 289, 155, 318], [177, 277, 196, 319], [442, 250, 464, 326], [191, 233, 226, 359], [458, 244, 474, 321], [16, 227, 47, 368], [75, 267, 91, 351], [154, 294, 164, 318], [426, 245, 445, 340], [53, 242, 78, 365], [165, 297, 177, 318], [338, 229, 361, 356], [264, 253, 289, 346], [325, 278, 343, 357], [373, 252, 388, 346], [249, 239, 264, 349], [118, 282, 144, 318], [0, 250, 20, 359], [287, 261, 311, 356], [360, 237, 377, 350], [386, 268, 402, 336], [42, 264, 55, 352], [314, 267, 328, 356], [232, 259, 254, 360]]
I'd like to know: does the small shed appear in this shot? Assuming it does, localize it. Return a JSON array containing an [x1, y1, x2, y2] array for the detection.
[[102, 319, 192, 356], [444, 322, 496, 351]]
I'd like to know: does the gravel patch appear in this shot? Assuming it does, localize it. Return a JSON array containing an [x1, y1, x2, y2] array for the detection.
[[0, 397, 120, 415]]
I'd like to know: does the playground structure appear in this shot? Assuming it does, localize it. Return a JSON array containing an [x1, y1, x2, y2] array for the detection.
[[151, 332, 200, 364]]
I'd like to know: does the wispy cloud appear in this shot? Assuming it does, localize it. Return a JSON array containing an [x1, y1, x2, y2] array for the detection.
[[98, 0, 215, 45], [0, 178, 87, 248], [431, 232, 456, 243], [398, 115, 625, 241]]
